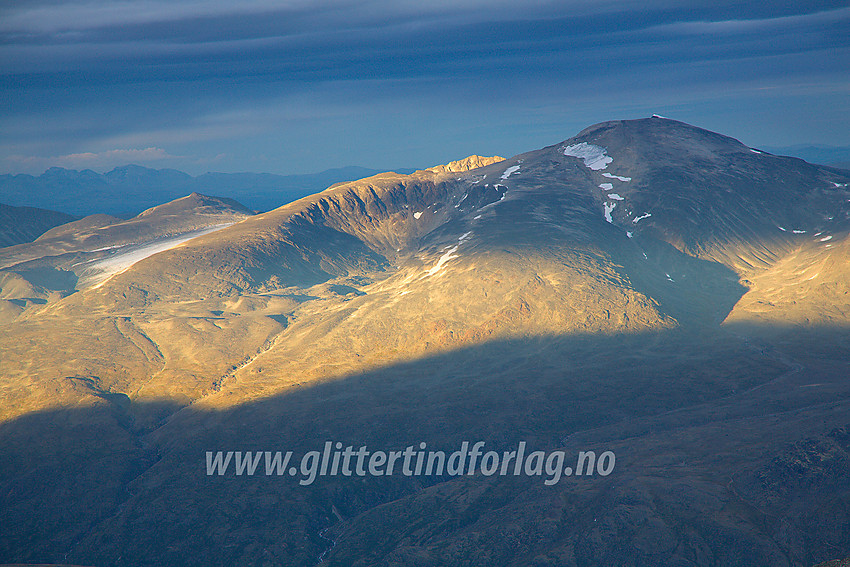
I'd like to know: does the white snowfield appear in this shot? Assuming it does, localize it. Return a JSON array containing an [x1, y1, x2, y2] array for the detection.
[[90, 244, 129, 252], [602, 173, 631, 182], [598, 183, 613, 190], [414, 211, 423, 219], [607, 194, 624, 201], [426, 244, 459, 276], [85, 223, 235, 288], [632, 213, 651, 223], [563, 143, 613, 170], [603, 202, 616, 223], [501, 165, 520, 180], [423, 231, 476, 278]]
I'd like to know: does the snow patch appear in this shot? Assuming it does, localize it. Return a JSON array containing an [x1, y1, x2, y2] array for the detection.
[[473, 214, 482, 220], [501, 165, 520, 180], [563, 142, 612, 170], [652, 114, 668, 119], [458, 231, 473, 242], [792, 230, 807, 234], [820, 235, 833, 241], [750, 148, 764, 154], [665, 273, 674, 282], [603, 202, 616, 223], [632, 213, 651, 223], [602, 173, 631, 182], [90, 244, 129, 253], [626, 231, 633, 238], [413, 211, 423, 219], [778, 226, 787, 232], [598, 183, 614, 190], [426, 245, 459, 276], [87, 224, 234, 288], [607, 193, 624, 201]]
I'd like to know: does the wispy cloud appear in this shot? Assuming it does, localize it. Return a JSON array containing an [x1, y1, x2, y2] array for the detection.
[[645, 5, 850, 35], [0, 1, 311, 34], [0, 0, 590, 36], [1, 1, 848, 175]]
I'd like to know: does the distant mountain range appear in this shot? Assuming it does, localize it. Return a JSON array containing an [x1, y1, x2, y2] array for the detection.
[[0, 164, 414, 218]]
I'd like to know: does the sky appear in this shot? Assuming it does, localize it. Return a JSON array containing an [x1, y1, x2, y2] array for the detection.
[[1, 0, 849, 175]]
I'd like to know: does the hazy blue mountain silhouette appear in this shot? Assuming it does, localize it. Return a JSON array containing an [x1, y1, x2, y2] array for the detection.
[[0, 165, 414, 217]]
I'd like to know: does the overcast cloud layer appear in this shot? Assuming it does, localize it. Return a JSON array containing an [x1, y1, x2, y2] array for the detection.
[[1, 0, 849, 175]]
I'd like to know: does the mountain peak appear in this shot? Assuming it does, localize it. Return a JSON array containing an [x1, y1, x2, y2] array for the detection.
[[423, 155, 505, 174], [135, 192, 253, 218], [570, 116, 751, 158]]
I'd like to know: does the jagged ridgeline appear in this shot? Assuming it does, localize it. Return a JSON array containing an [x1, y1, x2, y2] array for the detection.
[[1, 118, 849, 566]]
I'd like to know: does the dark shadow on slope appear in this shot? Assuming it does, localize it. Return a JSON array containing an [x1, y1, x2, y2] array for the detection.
[[12, 267, 78, 292], [1, 324, 850, 567], [612, 234, 748, 326]]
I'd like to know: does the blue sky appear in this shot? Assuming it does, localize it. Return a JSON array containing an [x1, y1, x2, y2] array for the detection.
[[1, 0, 849, 175]]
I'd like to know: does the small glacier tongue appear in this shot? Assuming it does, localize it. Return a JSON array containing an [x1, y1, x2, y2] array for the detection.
[[563, 142, 613, 170]]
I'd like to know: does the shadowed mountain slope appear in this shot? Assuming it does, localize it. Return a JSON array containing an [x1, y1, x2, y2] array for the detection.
[[1, 326, 848, 566], [0, 203, 76, 248]]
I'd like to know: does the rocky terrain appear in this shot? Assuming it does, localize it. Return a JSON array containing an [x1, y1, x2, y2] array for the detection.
[[1, 117, 849, 566]]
